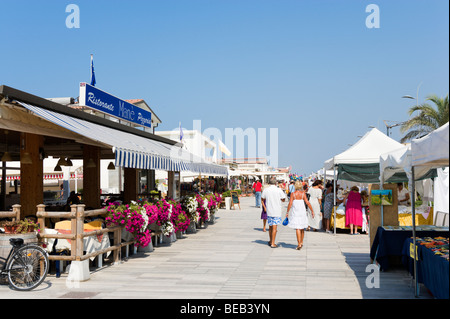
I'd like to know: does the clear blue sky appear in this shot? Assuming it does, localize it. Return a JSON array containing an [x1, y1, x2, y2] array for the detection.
[[1, 0, 448, 176]]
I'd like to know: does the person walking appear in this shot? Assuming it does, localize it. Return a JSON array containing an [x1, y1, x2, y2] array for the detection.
[[253, 179, 262, 208], [261, 198, 268, 232], [288, 181, 295, 199], [323, 182, 343, 233], [342, 186, 363, 235], [286, 181, 313, 250], [262, 178, 286, 248], [307, 180, 323, 231]]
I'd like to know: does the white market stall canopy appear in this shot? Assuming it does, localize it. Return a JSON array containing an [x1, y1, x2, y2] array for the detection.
[[412, 122, 449, 168], [380, 144, 436, 185], [17, 101, 228, 176], [324, 128, 405, 182], [410, 122, 449, 220]]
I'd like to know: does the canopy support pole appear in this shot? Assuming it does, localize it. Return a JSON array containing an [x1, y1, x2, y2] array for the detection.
[[333, 165, 337, 236], [411, 166, 419, 297], [380, 177, 384, 227]]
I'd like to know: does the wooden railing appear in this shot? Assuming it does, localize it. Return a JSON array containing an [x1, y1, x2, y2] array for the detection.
[[0, 204, 21, 221], [36, 204, 136, 264]]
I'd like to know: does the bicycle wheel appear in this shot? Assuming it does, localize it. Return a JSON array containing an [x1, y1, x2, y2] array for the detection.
[[6, 244, 49, 291]]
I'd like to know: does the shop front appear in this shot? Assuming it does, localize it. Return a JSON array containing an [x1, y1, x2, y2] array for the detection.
[[0, 84, 228, 218]]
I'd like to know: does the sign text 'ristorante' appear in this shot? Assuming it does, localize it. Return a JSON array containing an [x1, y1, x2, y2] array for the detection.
[[79, 83, 152, 128]]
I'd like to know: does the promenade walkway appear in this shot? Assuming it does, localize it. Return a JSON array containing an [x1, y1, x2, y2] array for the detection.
[[0, 196, 430, 299]]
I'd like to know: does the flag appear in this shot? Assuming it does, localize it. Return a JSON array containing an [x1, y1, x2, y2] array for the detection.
[[179, 122, 183, 142], [90, 54, 96, 86]]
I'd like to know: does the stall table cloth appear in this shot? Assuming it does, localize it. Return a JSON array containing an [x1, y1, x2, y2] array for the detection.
[[370, 226, 448, 271]]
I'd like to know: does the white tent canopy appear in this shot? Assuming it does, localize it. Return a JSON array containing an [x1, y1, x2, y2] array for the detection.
[[379, 144, 431, 185], [412, 122, 449, 168], [325, 128, 404, 170], [317, 168, 335, 180]]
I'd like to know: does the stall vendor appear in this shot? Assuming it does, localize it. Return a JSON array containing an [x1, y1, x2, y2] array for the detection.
[[397, 183, 410, 205]]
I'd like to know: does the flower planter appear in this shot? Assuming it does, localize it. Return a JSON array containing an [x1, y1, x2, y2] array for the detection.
[[225, 197, 232, 210], [3, 225, 19, 234], [186, 221, 197, 234], [208, 214, 216, 224], [149, 223, 161, 232], [197, 220, 208, 229], [137, 239, 154, 253], [176, 230, 184, 239], [162, 232, 176, 244]]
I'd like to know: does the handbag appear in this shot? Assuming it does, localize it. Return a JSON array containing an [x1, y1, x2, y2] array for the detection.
[[282, 217, 289, 226]]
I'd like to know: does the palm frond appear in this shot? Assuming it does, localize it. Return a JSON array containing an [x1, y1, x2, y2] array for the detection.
[[400, 93, 449, 142]]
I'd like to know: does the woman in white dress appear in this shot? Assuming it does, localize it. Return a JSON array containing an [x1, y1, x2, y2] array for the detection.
[[286, 181, 314, 250], [307, 180, 323, 231]]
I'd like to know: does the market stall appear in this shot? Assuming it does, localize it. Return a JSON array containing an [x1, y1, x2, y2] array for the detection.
[[324, 128, 405, 234], [370, 225, 448, 271], [330, 202, 369, 232], [409, 122, 449, 297], [402, 236, 449, 299], [379, 143, 437, 228]]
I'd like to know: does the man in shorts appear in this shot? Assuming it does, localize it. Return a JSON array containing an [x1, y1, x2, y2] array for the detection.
[[262, 178, 286, 248]]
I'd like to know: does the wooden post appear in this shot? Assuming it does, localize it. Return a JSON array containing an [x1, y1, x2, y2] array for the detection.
[[36, 204, 46, 240], [70, 205, 78, 258], [113, 227, 121, 264], [83, 145, 101, 208], [12, 204, 21, 221], [19, 133, 43, 218], [75, 204, 85, 261], [124, 168, 137, 203]]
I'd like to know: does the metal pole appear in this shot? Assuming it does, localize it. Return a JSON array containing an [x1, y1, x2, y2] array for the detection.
[[333, 164, 337, 236], [380, 178, 384, 227], [411, 166, 419, 297]]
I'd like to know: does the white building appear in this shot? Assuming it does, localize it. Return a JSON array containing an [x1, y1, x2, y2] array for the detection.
[[155, 130, 229, 184]]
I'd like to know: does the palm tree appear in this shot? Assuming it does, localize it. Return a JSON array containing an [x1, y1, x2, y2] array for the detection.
[[400, 94, 449, 143]]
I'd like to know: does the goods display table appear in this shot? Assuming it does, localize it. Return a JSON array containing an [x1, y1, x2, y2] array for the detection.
[[402, 237, 449, 299], [330, 205, 369, 232], [398, 205, 434, 226], [370, 226, 449, 271]]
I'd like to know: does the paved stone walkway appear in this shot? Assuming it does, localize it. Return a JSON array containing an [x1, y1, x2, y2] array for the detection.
[[0, 196, 430, 299]]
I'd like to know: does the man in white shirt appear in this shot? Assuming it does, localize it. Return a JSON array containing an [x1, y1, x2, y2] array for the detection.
[[397, 183, 410, 205], [262, 178, 286, 248]]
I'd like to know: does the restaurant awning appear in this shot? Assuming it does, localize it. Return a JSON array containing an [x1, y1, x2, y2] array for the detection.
[[17, 101, 228, 175]]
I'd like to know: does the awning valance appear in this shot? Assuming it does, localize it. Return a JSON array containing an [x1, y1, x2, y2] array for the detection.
[[17, 101, 228, 175]]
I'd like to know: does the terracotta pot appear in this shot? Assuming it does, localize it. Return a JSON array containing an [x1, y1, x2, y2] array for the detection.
[[4, 225, 18, 234]]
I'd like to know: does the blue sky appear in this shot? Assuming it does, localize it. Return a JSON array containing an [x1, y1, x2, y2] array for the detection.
[[1, 0, 448, 176]]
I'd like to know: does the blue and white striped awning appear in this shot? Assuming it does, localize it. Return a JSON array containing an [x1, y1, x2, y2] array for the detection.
[[18, 102, 228, 175]]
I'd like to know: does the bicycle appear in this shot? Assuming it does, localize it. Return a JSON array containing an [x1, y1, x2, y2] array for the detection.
[[1, 237, 49, 291]]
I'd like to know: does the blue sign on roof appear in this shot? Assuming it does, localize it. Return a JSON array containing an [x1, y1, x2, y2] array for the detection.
[[79, 82, 152, 128]]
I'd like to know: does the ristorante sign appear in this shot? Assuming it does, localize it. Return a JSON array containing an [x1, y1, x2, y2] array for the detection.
[[79, 83, 152, 128]]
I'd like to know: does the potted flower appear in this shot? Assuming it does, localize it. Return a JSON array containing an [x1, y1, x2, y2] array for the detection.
[[170, 202, 190, 239], [181, 195, 199, 233], [155, 199, 175, 238], [206, 193, 222, 224], [17, 218, 40, 233], [195, 194, 209, 228], [1, 221, 19, 234], [105, 201, 153, 248], [0, 219, 40, 234]]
